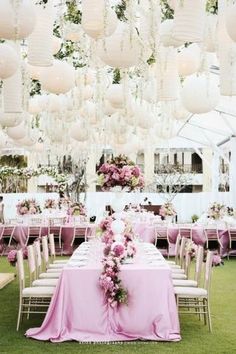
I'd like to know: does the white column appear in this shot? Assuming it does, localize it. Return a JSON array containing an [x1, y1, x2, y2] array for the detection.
[[27, 153, 38, 193], [211, 151, 220, 201], [229, 137, 236, 207], [202, 148, 212, 192]]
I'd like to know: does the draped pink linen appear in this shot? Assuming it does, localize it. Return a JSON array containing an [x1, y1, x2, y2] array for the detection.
[[26, 260, 181, 342]]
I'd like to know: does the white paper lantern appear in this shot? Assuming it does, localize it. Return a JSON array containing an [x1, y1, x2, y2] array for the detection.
[[156, 47, 179, 101], [0, 0, 36, 40], [28, 96, 42, 115], [0, 43, 19, 79], [53, 36, 62, 54], [135, 104, 155, 129], [27, 64, 44, 80], [218, 9, 236, 96], [46, 94, 64, 113], [0, 112, 23, 127], [172, 100, 190, 121], [104, 100, 117, 116], [6, 122, 26, 140], [70, 121, 89, 142], [64, 23, 82, 42], [106, 84, 127, 109], [110, 198, 125, 213], [28, 1, 54, 67], [98, 23, 150, 68], [79, 101, 98, 125], [40, 60, 75, 94], [225, 4, 236, 42], [110, 219, 125, 234], [160, 20, 184, 47], [177, 44, 200, 77], [173, 0, 206, 43], [181, 74, 220, 114], [81, 0, 117, 39], [3, 68, 22, 113]]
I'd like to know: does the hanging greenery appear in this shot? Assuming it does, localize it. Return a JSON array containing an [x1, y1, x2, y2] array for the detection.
[[206, 0, 218, 14]]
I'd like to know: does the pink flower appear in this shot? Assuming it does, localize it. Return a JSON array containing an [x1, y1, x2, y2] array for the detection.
[[99, 163, 110, 174], [212, 254, 223, 266], [111, 242, 125, 258], [7, 250, 17, 266], [132, 166, 140, 177]]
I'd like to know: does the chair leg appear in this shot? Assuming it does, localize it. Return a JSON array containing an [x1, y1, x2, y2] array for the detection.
[[16, 298, 23, 331], [207, 299, 212, 333]]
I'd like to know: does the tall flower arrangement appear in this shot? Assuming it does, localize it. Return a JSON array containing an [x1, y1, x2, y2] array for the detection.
[[97, 155, 144, 191], [44, 198, 57, 209], [159, 202, 176, 217], [207, 202, 226, 220], [68, 202, 87, 216], [16, 199, 42, 215]]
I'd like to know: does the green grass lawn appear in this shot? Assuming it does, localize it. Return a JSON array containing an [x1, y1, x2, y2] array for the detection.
[[0, 256, 235, 354]]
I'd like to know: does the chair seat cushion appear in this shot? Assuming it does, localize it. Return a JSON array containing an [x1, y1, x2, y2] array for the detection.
[[173, 279, 197, 287], [32, 279, 58, 287], [53, 260, 68, 264], [47, 268, 62, 273], [170, 264, 181, 269], [48, 263, 65, 269], [171, 273, 187, 280], [22, 286, 54, 297], [166, 261, 176, 265], [39, 273, 61, 279], [174, 286, 208, 297], [171, 268, 185, 274]]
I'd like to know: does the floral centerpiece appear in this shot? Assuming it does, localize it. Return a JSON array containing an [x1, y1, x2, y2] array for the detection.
[[207, 202, 226, 220], [185, 240, 197, 259], [16, 199, 42, 215], [159, 202, 176, 218], [68, 202, 87, 216], [7, 248, 28, 266], [98, 216, 137, 307], [44, 198, 57, 209], [97, 155, 144, 192]]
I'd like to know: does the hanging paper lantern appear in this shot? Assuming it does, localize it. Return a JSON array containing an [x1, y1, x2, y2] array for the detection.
[[156, 47, 179, 101], [52, 36, 62, 55], [40, 60, 75, 94], [28, 1, 54, 67], [3, 68, 22, 113], [0, 0, 36, 40], [79, 101, 98, 125], [177, 44, 201, 77], [172, 100, 190, 121], [111, 219, 125, 234], [135, 104, 155, 129], [97, 23, 150, 69], [104, 100, 117, 116], [64, 23, 82, 42], [160, 20, 184, 47], [27, 64, 43, 80], [106, 84, 127, 109], [181, 74, 220, 114], [0, 112, 23, 128], [70, 121, 89, 142], [0, 43, 19, 79], [225, 4, 236, 43], [81, 0, 117, 39], [173, 0, 206, 43], [6, 122, 27, 140], [28, 96, 42, 115]]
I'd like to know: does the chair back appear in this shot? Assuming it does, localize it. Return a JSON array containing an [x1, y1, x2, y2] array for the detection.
[[228, 227, 236, 249], [178, 227, 192, 239], [204, 228, 220, 248], [34, 240, 42, 276], [42, 236, 50, 269], [184, 252, 191, 278], [48, 233, 56, 259], [194, 245, 204, 285], [179, 237, 187, 268], [204, 250, 213, 292], [16, 249, 25, 293], [49, 217, 65, 226], [71, 226, 88, 246], [27, 245, 36, 285]]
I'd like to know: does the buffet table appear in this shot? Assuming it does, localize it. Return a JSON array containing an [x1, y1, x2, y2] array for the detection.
[[26, 243, 181, 343]]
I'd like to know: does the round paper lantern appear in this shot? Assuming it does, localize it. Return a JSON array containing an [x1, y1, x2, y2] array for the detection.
[[0, 0, 36, 40], [135, 105, 155, 129], [70, 121, 89, 142], [3, 68, 22, 113], [64, 23, 82, 42], [160, 20, 184, 47], [0, 112, 23, 127], [28, 1, 54, 66], [28, 96, 42, 114], [104, 100, 117, 116], [0, 44, 19, 79], [47, 94, 66, 113], [79, 101, 98, 125], [110, 198, 125, 213], [156, 47, 179, 101], [225, 4, 236, 42], [173, 0, 206, 43], [81, 0, 117, 39], [110, 219, 125, 234], [40, 60, 75, 94], [106, 84, 126, 109], [27, 64, 43, 80], [177, 44, 200, 77], [172, 100, 190, 121], [53, 36, 62, 54], [181, 74, 220, 114], [6, 122, 26, 140], [98, 23, 150, 68]]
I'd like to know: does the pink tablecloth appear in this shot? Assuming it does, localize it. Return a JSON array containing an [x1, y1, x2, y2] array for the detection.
[[26, 252, 180, 342]]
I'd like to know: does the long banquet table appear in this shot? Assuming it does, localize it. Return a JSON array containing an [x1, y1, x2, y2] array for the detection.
[[26, 242, 181, 342]]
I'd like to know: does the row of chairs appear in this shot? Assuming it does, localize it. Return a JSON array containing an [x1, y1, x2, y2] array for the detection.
[[0, 225, 89, 255], [155, 225, 236, 256], [16, 234, 68, 330], [168, 236, 213, 332]]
